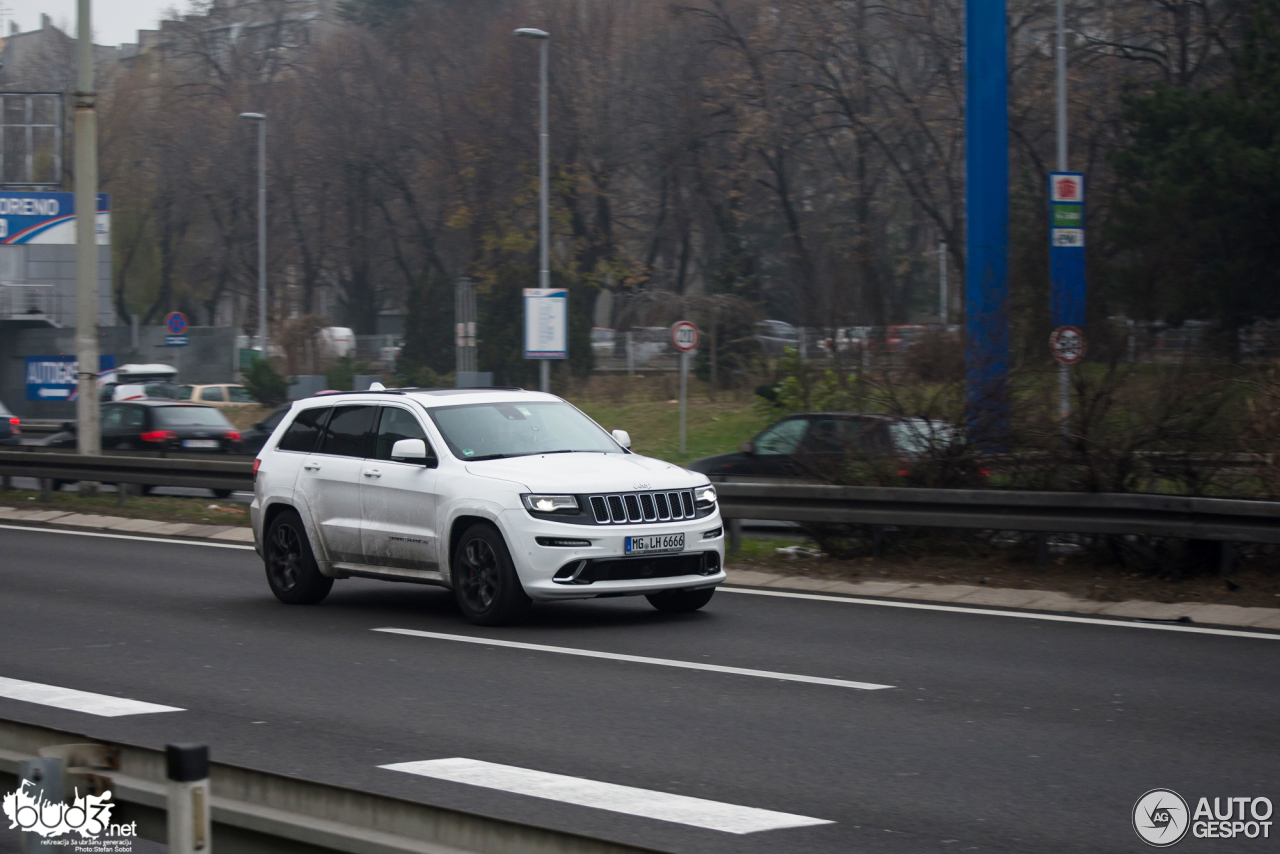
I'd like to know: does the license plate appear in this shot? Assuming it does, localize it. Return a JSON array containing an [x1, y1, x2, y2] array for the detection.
[[182, 439, 219, 449], [625, 533, 685, 555]]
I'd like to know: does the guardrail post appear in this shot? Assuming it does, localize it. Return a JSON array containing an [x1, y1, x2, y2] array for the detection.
[[727, 518, 741, 555], [166, 743, 211, 853], [40, 478, 52, 502], [116, 482, 130, 508], [872, 525, 885, 558], [2, 474, 10, 490], [1217, 541, 1234, 577], [17, 756, 63, 852], [1036, 532, 1049, 567]]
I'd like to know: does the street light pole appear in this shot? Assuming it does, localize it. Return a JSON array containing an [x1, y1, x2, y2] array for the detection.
[[1055, 0, 1070, 437], [74, 0, 100, 462], [240, 112, 268, 354], [515, 27, 551, 393]]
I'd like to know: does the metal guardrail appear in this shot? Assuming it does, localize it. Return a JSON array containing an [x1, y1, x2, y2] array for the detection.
[[2, 450, 1278, 544], [0, 450, 254, 493], [715, 482, 1280, 544], [0, 717, 666, 854]]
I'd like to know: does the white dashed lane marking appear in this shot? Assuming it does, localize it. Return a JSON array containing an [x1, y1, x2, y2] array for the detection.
[[0, 676, 184, 717], [372, 627, 894, 690], [381, 758, 835, 834]]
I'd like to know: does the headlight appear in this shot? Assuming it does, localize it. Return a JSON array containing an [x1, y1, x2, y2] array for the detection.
[[523, 494, 579, 514], [694, 484, 717, 507]]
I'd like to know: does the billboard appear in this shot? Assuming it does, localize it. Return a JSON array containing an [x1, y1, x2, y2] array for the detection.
[[26, 354, 116, 401], [523, 288, 568, 359], [0, 192, 110, 245]]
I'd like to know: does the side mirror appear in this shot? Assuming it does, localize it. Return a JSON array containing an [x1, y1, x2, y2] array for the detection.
[[611, 429, 631, 450], [390, 438, 433, 465], [739, 442, 755, 454]]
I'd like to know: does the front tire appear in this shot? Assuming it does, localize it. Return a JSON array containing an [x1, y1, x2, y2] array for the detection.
[[451, 523, 531, 626], [646, 586, 715, 613], [264, 510, 333, 604]]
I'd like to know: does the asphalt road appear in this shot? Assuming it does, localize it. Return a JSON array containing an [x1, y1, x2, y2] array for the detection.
[[0, 524, 1277, 853]]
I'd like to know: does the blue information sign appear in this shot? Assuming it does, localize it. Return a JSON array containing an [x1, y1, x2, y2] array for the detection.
[[0, 192, 110, 244], [25, 355, 116, 401], [1049, 172, 1086, 327]]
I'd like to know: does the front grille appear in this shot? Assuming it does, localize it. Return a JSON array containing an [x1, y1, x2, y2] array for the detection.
[[586, 489, 701, 525], [556, 551, 720, 583]]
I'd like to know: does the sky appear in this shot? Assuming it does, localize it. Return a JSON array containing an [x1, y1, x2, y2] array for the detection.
[[7, 0, 187, 48]]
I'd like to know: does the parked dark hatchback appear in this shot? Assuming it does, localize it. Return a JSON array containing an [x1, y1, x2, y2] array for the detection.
[[687, 412, 963, 481], [42, 400, 242, 453]]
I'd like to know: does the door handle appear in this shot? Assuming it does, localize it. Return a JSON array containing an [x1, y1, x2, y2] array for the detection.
[[304, 463, 321, 471], [364, 469, 382, 478]]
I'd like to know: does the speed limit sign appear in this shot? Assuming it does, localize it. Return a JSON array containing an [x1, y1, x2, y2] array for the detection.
[[671, 320, 700, 352], [1050, 326, 1086, 364]]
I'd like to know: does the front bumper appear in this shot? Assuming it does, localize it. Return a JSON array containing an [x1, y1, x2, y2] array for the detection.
[[501, 508, 727, 601]]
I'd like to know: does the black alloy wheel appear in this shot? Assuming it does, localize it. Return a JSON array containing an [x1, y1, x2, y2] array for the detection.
[[451, 523, 531, 626], [264, 510, 333, 604]]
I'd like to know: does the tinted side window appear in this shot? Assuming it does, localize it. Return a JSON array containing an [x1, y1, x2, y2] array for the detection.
[[125, 407, 147, 429], [201, 387, 224, 402], [278, 407, 331, 453], [318, 405, 376, 458], [101, 405, 125, 429], [755, 418, 809, 455], [374, 407, 431, 461]]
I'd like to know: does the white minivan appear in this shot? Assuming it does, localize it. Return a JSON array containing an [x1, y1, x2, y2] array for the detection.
[[250, 387, 725, 625]]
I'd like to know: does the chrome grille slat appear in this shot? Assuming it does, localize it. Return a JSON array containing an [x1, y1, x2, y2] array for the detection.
[[607, 495, 626, 522], [668, 492, 684, 520], [655, 493, 670, 520], [640, 493, 657, 521]]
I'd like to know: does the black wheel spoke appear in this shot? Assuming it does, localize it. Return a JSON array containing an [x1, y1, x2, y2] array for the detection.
[[459, 537, 499, 611]]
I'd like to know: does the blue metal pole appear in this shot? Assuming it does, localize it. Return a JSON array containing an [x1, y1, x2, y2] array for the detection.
[[965, 0, 1010, 443]]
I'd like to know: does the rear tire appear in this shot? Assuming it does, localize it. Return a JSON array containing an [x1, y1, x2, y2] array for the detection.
[[264, 510, 333, 604], [212, 489, 233, 499], [646, 586, 715, 613], [451, 523, 531, 626]]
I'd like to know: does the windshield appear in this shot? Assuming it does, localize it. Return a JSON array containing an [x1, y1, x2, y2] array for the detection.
[[429, 401, 621, 460], [153, 406, 233, 428]]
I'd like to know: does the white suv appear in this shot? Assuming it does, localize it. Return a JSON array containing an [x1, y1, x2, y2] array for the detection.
[[250, 388, 725, 625]]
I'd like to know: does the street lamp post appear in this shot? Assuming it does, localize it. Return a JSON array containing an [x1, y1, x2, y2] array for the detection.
[[514, 27, 551, 393], [74, 0, 100, 464], [240, 112, 268, 354]]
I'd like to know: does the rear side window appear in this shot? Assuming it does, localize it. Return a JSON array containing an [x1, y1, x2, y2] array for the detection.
[[278, 407, 331, 453], [201, 386, 225, 402], [318, 405, 377, 458], [154, 406, 233, 428], [228, 386, 255, 403]]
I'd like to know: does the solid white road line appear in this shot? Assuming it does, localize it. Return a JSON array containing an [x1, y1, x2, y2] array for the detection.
[[0, 676, 184, 717], [372, 627, 893, 690], [381, 758, 834, 834], [720, 586, 1280, 640], [0, 523, 256, 550]]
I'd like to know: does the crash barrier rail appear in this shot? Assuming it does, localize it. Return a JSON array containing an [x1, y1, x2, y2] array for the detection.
[[2, 451, 1278, 548], [0, 716, 666, 854], [715, 482, 1280, 570], [0, 450, 254, 495]]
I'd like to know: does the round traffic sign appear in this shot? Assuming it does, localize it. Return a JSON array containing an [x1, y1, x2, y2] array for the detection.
[[1050, 325, 1086, 364], [671, 320, 700, 352], [165, 311, 189, 335]]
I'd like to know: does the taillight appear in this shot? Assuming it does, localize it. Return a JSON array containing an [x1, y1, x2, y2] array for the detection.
[[140, 430, 177, 443], [252, 458, 262, 478], [224, 430, 241, 442], [978, 468, 991, 478], [7, 417, 17, 435]]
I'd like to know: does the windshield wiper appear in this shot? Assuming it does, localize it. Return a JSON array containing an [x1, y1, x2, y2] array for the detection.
[[466, 453, 513, 461]]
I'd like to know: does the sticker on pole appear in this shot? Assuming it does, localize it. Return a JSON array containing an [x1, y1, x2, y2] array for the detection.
[[1050, 326, 1086, 364], [671, 321, 699, 352]]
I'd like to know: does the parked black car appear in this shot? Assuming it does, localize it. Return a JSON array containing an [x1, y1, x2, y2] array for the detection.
[[237, 404, 291, 456], [0, 398, 19, 446], [688, 412, 972, 484]]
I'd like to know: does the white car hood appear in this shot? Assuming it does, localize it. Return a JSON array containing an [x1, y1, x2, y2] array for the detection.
[[465, 452, 701, 493]]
